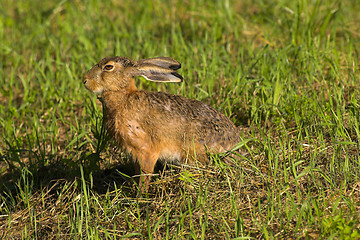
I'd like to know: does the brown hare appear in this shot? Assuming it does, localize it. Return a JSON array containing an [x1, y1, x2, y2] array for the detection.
[[83, 56, 239, 192]]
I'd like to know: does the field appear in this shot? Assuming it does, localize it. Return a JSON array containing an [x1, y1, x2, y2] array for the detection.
[[1, 0, 360, 239]]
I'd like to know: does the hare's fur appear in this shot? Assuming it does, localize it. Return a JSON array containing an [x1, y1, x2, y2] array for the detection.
[[83, 56, 239, 192]]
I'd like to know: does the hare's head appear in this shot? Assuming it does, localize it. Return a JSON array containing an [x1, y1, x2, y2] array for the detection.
[[83, 56, 183, 95]]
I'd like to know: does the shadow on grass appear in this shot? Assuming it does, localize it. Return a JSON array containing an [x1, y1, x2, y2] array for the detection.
[[0, 150, 141, 205], [0, 146, 178, 206]]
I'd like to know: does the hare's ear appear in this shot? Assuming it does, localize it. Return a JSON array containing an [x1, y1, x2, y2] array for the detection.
[[137, 57, 181, 70], [134, 58, 183, 82]]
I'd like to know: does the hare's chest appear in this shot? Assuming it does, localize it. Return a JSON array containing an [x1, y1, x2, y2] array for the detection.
[[110, 117, 153, 152]]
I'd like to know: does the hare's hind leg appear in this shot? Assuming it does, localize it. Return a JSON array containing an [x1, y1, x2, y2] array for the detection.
[[133, 150, 159, 193]]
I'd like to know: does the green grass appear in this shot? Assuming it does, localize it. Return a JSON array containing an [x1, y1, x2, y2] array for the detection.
[[1, 0, 360, 238]]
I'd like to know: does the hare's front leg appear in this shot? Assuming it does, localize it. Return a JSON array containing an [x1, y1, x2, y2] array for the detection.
[[133, 150, 159, 193], [119, 120, 159, 193]]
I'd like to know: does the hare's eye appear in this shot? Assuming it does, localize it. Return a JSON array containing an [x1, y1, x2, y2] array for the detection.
[[104, 65, 114, 71]]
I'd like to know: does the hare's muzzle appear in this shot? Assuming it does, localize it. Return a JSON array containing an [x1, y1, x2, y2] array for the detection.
[[83, 76, 91, 91]]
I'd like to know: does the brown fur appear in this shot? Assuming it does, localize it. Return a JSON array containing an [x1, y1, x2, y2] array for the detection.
[[83, 56, 239, 192]]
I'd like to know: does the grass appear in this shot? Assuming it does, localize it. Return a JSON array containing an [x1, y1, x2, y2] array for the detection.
[[1, 0, 360, 238]]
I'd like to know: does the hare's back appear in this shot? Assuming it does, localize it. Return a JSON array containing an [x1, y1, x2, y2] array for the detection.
[[147, 91, 239, 148]]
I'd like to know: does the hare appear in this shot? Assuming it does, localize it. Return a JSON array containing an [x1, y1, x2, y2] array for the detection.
[[83, 56, 239, 192]]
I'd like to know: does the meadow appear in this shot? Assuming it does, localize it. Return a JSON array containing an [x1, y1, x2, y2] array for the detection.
[[1, 0, 360, 238]]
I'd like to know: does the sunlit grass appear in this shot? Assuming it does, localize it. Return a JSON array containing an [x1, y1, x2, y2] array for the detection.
[[1, 0, 360, 238]]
